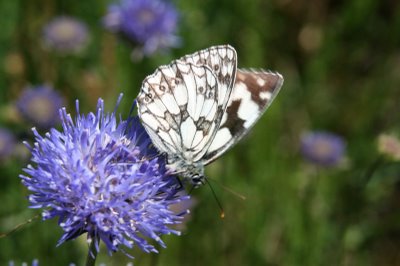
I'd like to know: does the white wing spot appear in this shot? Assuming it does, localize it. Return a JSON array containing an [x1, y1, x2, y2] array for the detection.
[[256, 77, 266, 86], [207, 128, 232, 153], [161, 93, 180, 115], [230, 81, 261, 127], [231, 82, 248, 101], [180, 117, 197, 148], [260, 91, 272, 100], [239, 100, 259, 128], [173, 84, 188, 106]]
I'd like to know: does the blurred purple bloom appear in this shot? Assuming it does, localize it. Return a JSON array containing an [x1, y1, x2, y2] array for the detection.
[[300, 131, 345, 167], [8, 260, 74, 266], [104, 0, 180, 57], [16, 85, 64, 128], [0, 127, 16, 160], [20, 96, 189, 256], [43, 16, 89, 54], [8, 259, 39, 266]]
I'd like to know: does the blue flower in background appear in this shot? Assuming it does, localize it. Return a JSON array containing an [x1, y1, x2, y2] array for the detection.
[[0, 127, 16, 160], [42, 16, 89, 54], [8, 259, 39, 266], [16, 85, 64, 128], [300, 131, 345, 167], [20, 96, 189, 255], [104, 0, 180, 57]]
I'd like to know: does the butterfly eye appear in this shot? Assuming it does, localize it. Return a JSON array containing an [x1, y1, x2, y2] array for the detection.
[[191, 174, 203, 185]]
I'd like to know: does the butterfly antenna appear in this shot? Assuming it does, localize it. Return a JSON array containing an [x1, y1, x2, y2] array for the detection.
[[205, 178, 225, 219], [207, 177, 247, 201], [0, 214, 40, 238], [188, 185, 195, 195]]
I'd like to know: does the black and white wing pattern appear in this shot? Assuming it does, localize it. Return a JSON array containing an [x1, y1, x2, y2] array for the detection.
[[137, 46, 237, 173], [203, 69, 283, 164], [179, 45, 237, 108], [137, 44, 283, 186]]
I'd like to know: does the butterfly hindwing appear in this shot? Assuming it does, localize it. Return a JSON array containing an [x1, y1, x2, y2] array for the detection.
[[203, 69, 284, 164], [137, 60, 225, 162]]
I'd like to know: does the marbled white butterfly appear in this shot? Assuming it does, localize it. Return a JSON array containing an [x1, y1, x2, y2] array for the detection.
[[137, 45, 283, 187]]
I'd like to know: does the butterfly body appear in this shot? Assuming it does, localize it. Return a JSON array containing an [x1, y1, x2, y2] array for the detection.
[[137, 45, 283, 187]]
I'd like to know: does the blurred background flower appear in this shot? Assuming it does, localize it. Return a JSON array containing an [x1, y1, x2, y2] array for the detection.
[[377, 134, 400, 161], [42, 16, 89, 54], [8, 259, 39, 266], [3, 52, 25, 77], [300, 131, 346, 167], [16, 85, 64, 129], [103, 0, 180, 59], [0, 127, 16, 161]]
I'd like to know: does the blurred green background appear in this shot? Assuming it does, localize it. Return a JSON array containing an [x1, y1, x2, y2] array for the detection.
[[1, 0, 400, 265]]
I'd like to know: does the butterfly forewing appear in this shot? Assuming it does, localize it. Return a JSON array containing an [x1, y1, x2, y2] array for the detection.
[[137, 60, 225, 163], [203, 69, 284, 164], [180, 45, 237, 108]]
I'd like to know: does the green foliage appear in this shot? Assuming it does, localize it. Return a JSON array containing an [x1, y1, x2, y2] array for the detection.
[[1, 0, 400, 265]]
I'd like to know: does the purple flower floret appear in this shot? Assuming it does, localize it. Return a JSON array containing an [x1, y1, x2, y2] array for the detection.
[[104, 0, 180, 56], [300, 131, 346, 167], [20, 95, 189, 256], [42, 16, 89, 54], [16, 85, 64, 128]]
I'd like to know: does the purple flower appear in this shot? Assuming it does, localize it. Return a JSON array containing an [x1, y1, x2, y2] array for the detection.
[[20, 95, 189, 256], [169, 193, 196, 231], [16, 85, 64, 128], [104, 0, 180, 57], [43, 16, 89, 54], [300, 131, 345, 167], [8, 259, 39, 266], [0, 127, 16, 160]]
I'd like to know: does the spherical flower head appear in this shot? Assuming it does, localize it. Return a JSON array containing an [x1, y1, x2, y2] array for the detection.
[[300, 131, 346, 167], [42, 16, 89, 54], [20, 96, 189, 256], [103, 0, 180, 56], [0, 127, 16, 160], [16, 85, 64, 129]]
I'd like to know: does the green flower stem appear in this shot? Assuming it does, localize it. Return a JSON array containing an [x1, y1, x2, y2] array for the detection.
[[85, 239, 98, 266]]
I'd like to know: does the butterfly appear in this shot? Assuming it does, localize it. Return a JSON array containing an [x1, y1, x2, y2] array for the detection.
[[137, 45, 283, 187]]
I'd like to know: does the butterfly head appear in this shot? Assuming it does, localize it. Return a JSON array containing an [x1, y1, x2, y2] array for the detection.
[[178, 163, 205, 187], [186, 172, 205, 188], [168, 159, 206, 187]]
